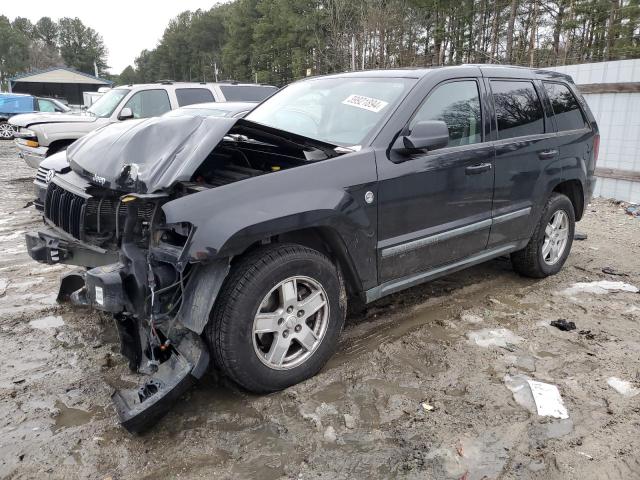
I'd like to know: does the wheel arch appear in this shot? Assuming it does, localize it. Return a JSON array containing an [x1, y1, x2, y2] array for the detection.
[[551, 179, 585, 221]]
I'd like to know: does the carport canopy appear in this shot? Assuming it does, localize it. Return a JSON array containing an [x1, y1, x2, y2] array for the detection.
[[9, 67, 113, 106]]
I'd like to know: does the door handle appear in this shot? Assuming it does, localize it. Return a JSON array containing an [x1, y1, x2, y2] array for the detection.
[[465, 163, 492, 175], [538, 149, 558, 160]]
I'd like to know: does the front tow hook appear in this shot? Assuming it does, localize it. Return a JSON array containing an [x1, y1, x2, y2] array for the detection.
[[111, 329, 209, 433]]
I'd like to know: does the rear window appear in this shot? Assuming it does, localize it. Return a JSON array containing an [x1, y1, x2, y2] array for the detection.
[[491, 80, 544, 140], [219, 85, 278, 102], [176, 88, 215, 107], [543, 82, 588, 132]]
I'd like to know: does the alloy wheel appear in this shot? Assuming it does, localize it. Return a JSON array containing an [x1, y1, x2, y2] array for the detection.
[[252, 276, 329, 370]]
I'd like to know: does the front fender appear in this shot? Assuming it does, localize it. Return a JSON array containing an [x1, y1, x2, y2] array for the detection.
[[162, 150, 378, 290]]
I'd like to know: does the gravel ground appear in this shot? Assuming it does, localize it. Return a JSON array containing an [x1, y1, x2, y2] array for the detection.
[[0, 141, 639, 480]]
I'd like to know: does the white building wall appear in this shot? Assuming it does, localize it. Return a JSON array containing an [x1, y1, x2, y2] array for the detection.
[[547, 59, 640, 203]]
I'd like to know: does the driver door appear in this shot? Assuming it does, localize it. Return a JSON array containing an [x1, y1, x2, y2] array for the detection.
[[376, 79, 495, 283]]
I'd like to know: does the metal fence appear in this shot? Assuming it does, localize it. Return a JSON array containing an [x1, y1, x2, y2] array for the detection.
[[548, 59, 640, 204]]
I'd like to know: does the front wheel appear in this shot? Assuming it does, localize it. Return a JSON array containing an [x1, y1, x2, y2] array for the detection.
[[207, 244, 346, 393], [0, 121, 15, 140], [511, 192, 575, 278]]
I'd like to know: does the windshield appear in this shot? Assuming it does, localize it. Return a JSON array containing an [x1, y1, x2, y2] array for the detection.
[[87, 89, 130, 118], [163, 107, 231, 118], [245, 77, 414, 145]]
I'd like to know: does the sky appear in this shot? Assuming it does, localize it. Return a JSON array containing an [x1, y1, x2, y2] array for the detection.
[[3, 0, 222, 74]]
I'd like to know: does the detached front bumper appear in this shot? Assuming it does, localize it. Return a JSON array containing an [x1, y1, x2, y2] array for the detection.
[[15, 140, 48, 168], [25, 228, 117, 268], [25, 226, 212, 433]]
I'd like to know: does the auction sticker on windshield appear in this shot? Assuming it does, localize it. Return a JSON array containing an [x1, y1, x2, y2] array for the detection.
[[342, 94, 389, 113]]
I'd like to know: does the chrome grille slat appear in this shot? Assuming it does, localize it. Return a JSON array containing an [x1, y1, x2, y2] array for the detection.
[[44, 182, 90, 240]]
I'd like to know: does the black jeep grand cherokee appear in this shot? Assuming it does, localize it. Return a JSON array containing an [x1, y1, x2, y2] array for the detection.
[[26, 65, 599, 432]]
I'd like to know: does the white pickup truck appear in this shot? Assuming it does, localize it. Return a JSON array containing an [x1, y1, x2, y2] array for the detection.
[[10, 81, 277, 168]]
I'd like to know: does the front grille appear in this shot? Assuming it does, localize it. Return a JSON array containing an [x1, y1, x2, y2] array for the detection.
[[44, 182, 87, 240], [35, 166, 50, 185]]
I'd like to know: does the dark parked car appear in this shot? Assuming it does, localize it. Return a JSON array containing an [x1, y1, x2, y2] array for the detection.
[[0, 93, 69, 139], [25, 65, 599, 432]]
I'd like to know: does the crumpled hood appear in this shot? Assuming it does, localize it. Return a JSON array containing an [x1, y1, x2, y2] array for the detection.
[[68, 115, 239, 193], [8, 111, 96, 128]]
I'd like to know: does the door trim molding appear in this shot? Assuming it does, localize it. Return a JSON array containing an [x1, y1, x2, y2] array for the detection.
[[368, 243, 520, 303], [380, 207, 531, 258], [381, 219, 492, 258]]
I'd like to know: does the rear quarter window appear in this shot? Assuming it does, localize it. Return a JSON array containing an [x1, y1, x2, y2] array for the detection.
[[491, 80, 544, 140], [543, 82, 588, 131], [219, 85, 278, 102], [176, 88, 215, 107]]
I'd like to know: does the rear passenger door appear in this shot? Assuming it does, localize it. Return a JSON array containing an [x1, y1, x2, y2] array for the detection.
[[377, 78, 495, 283], [487, 79, 555, 247], [541, 81, 592, 183]]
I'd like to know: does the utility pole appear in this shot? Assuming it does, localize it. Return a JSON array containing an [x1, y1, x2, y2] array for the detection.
[[351, 34, 356, 71]]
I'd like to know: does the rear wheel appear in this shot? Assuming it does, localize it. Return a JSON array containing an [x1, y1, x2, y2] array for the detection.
[[207, 244, 346, 393], [0, 122, 14, 140], [511, 192, 575, 278]]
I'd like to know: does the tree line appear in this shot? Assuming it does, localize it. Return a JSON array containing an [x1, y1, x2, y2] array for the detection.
[[122, 0, 640, 87], [0, 15, 108, 90]]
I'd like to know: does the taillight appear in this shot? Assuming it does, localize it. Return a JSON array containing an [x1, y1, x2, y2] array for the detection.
[[593, 134, 600, 164]]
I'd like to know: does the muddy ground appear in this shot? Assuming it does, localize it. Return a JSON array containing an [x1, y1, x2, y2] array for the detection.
[[0, 141, 639, 480]]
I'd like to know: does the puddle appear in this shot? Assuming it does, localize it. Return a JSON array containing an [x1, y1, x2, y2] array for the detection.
[[53, 400, 98, 433], [29, 316, 65, 329]]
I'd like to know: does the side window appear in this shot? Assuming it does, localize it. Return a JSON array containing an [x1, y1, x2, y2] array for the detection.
[[543, 82, 588, 131], [491, 80, 544, 139], [410, 80, 482, 147], [176, 88, 215, 107], [123, 89, 171, 119], [38, 99, 57, 112]]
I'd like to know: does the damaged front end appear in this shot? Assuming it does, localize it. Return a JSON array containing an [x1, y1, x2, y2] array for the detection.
[[29, 183, 224, 432], [25, 115, 342, 432]]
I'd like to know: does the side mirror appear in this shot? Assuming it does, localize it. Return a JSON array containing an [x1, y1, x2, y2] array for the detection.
[[118, 107, 134, 121], [393, 120, 449, 154]]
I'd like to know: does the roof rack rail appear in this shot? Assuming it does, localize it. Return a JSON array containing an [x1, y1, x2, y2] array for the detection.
[[155, 79, 174, 85], [218, 79, 239, 85]]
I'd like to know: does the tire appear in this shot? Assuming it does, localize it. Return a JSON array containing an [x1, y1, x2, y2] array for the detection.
[[207, 243, 346, 393], [0, 121, 14, 140], [511, 192, 575, 278]]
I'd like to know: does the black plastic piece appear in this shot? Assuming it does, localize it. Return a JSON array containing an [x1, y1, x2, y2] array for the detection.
[[85, 263, 127, 313], [57, 270, 86, 303], [111, 328, 209, 434]]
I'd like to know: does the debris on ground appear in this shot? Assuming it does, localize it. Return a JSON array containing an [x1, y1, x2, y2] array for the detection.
[[602, 266, 628, 276], [607, 377, 640, 397], [574, 232, 588, 241], [625, 204, 640, 217], [550, 319, 576, 331], [505, 375, 569, 419], [467, 328, 523, 349], [0, 278, 8, 296], [343, 414, 355, 429], [561, 280, 639, 296], [421, 402, 435, 412], [460, 312, 483, 324], [28, 316, 65, 329], [323, 426, 337, 443]]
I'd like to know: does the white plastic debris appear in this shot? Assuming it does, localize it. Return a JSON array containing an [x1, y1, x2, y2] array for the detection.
[[607, 377, 640, 397], [505, 375, 569, 419], [561, 280, 639, 296], [460, 312, 483, 324], [29, 316, 65, 329], [467, 328, 523, 349], [323, 426, 337, 443], [528, 380, 569, 419]]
